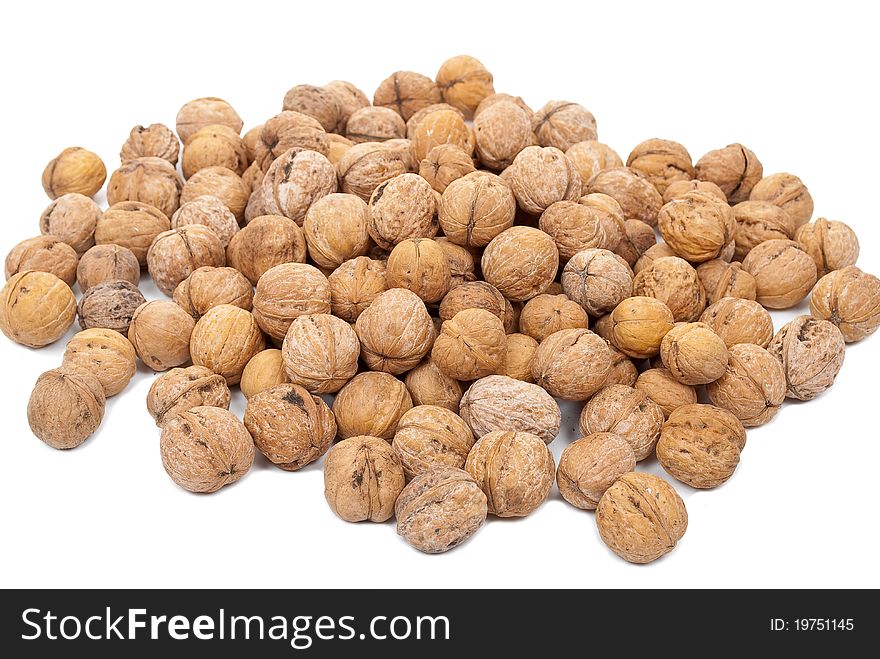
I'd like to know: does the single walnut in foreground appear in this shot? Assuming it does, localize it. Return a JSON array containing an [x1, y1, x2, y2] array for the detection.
[[768, 315, 846, 401], [324, 435, 405, 523], [146, 365, 230, 427], [809, 266, 880, 342], [0, 271, 76, 348], [28, 367, 105, 449], [557, 432, 635, 510]]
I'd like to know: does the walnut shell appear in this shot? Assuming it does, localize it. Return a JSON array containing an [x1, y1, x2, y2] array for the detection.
[[324, 80, 371, 132], [633, 242, 677, 275], [172, 266, 253, 319], [615, 219, 657, 267], [256, 149, 337, 226], [699, 297, 774, 348], [566, 141, 624, 186], [346, 106, 407, 144], [609, 296, 675, 359], [557, 432, 636, 510], [579, 384, 665, 461], [519, 293, 588, 342], [657, 191, 735, 263], [696, 260, 757, 305], [146, 365, 231, 427], [337, 141, 413, 202], [39, 193, 102, 256], [5, 235, 78, 286], [368, 173, 437, 250], [171, 195, 239, 248], [626, 138, 695, 195], [481, 226, 559, 301], [694, 143, 762, 203], [176, 97, 243, 144], [325, 134, 353, 167], [251, 263, 330, 342], [505, 146, 582, 215], [500, 333, 538, 383], [76, 244, 139, 291], [473, 100, 532, 171], [742, 239, 817, 309], [324, 435, 405, 523], [181, 166, 250, 222], [396, 467, 487, 554], [459, 375, 561, 444], [226, 214, 307, 286], [386, 238, 451, 303], [634, 367, 698, 419], [27, 367, 105, 449], [474, 93, 534, 118], [633, 256, 706, 322], [62, 327, 136, 397], [604, 343, 639, 387], [707, 343, 786, 427], [596, 472, 687, 564], [809, 266, 880, 342], [439, 281, 507, 327], [586, 167, 662, 227], [465, 430, 554, 518], [240, 349, 289, 400], [302, 193, 371, 270], [190, 305, 266, 385], [42, 147, 106, 200], [95, 201, 171, 266], [182, 124, 248, 179], [328, 256, 387, 322], [419, 144, 476, 193], [128, 300, 196, 371], [749, 172, 813, 230], [432, 308, 506, 381], [160, 406, 254, 493], [283, 84, 343, 133], [253, 111, 329, 172], [537, 200, 606, 261], [561, 248, 634, 317], [436, 55, 495, 117], [731, 200, 793, 259], [0, 271, 73, 347], [531, 328, 611, 400], [392, 405, 475, 479], [794, 218, 860, 277], [147, 225, 226, 296], [663, 179, 728, 204], [332, 371, 413, 440], [660, 322, 728, 385], [576, 193, 626, 251], [244, 383, 336, 471], [406, 103, 466, 138], [768, 315, 845, 401], [373, 71, 442, 121], [107, 157, 183, 218], [354, 287, 434, 374], [412, 109, 473, 162], [531, 101, 598, 151], [404, 358, 463, 412], [121, 123, 180, 165], [281, 313, 359, 394], [77, 280, 145, 335], [657, 403, 746, 488], [438, 171, 516, 248]]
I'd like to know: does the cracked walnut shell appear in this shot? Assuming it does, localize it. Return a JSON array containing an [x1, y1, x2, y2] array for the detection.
[[768, 315, 845, 401], [42, 147, 106, 200], [354, 287, 434, 374], [531, 328, 611, 401], [809, 266, 880, 342], [146, 365, 230, 427], [392, 405, 475, 479], [481, 226, 559, 302], [0, 271, 76, 348], [707, 343, 786, 427], [281, 313, 359, 394], [432, 308, 506, 381], [128, 300, 195, 371], [579, 384, 665, 461], [742, 239, 817, 309], [190, 305, 266, 385], [557, 432, 636, 510], [62, 328, 136, 397], [5, 235, 78, 286], [28, 367, 105, 450], [333, 371, 413, 440]]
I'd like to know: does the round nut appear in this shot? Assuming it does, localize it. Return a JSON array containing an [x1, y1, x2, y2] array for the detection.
[[557, 432, 636, 510], [663, 179, 728, 204], [531, 328, 611, 400], [660, 322, 729, 385], [146, 365, 230, 427], [768, 315, 846, 401], [107, 157, 183, 218], [176, 97, 243, 143], [809, 266, 880, 342], [585, 167, 662, 227], [227, 214, 307, 286], [742, 239, 817, 309], [62, 328, 137, 397], [171, 195, 239, 248], [481, 226, 559, 301], [419, 144, 476, 193], [5, 235, 79, 286], [749, 172, 813, 230], [181, 124, 248, 179], [386, 238, 451, 303], [436, 55, 495, 117], [257, 149, 337, 226], [0, 271, 76, 348], [28, 367, 105, 449], [699, 297, 774, 348], [432, 308, 506, 381], [252, 111, 329, 172], [695, 260, 757, 305], [404, 359, 463, 412], [42, 147, 106, 199], [504, 145, 582, 215], [566, 141, 624, 187], [579, 384, 665, 461], [283, 84, 344, 133], [95, 201, 170, 266], [473, 100, 532, 171], [519, 294, 588, 342], [626, 138, 694, 194], [128, 300, 196, 371], [393, 405, 475, 479], [354, 288, 434, 374], [302, 193, 371, 270], [412, 109, 473, 161], [172, 266, 253, 319], [609, 296, 675, 359], [346, 106, 406, 143], [439, 281, 507, 325], [240, 349, 289, 400], [328, 256, 387, 323], [76, 244, 139, 291], [368, 173, 437, 250], [77, 280, 145, 336], [281, 313, 359, 394], [147, 225, 226, 296], [561, 248, 634, 317], [337, 141, 412, 202], [332, 371, 413, 440], [439, 171, 516, 248], [39, 193, 102, 256], [634, 368, 698, 419], [657, 192, 735, 263], [707, 343, 786, 427], [731, 200, 793, 259], [693, 144, 763, 203], [190, 305, 266, 385], [373, 71, 442, 121], [531, 101, 597, 151], [121, 123, 180, 165], [500, 333, 538, 382], [794, 218, 860, 277], [538, 200, 605, 261], [252, 263, 330, 342]]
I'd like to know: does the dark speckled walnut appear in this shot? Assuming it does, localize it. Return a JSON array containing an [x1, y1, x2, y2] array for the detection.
[[146, 365, 231, 427], [768, 315, 846, 401], [77, 280, 145, 336]]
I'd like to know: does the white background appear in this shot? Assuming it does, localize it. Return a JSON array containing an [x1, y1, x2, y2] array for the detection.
[[1, 0, 878, 589]]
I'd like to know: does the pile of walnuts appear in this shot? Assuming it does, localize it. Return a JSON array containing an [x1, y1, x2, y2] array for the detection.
[[4, 55, 879, 563]]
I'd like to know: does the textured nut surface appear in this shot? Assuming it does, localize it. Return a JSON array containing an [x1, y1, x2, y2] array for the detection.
[[561, 248, 633, 316], [439, 171, 516, 248], [707, 343, 786, 427], [240, 349, 289, 400], [147, 225, 226, 296], [253, 111, 329, 172], [519, 293, 588, 342], [396, 467, 487, 554], [419, 144, 476, 193], [657, 403, 746, 489], [392, 405, 475, 478], [333, 371, 413, 440], [465, 430, 555, 517], [501, 333, 538, 382], [302, 193, 371, 270], [368, 173, 437, 250], [128, 300, 196, 371], [586, 167, 662, 227], [107, 157, 183, 218], [531, 328, 611, 400], [328, 256, 387, 322], [768, 315, 846, 401], [324, 435, 406, 523], [538, 200, 606, 260], [660, 322, 729, 385], [283, 84, 344, 133], [626, 138, 694, 194], [39, 193, 102, 256], [633, 256, 706, 322], [42, 147, 107, 199], [281, 313, 359, 394], [436, 55, 495, 117], [634, 367, 698, 419], [605, 344, 638, 387], [182, 124, 248, 179], [325, 80, 371, 131], [373, 71, 442, 121], [609, 296, 675, 359], [346, 106, 406, 144], [146, 365, 230, 427], [176, 97, 243, 144], [566, 141, 623, 186], [227, 214, 307, 286], [95, 201, 170, 266], [694, 143, 762, 203], [404, 358, 463, 412], [531, 101, 597, 152], [160, 406, 254, 493], [749, 172, 813, 230], [5, 235, 79, 286], [432, 308, 506, 381], [615, 219, 657, 267], [1, 272, 77, 348], [386, 238, 451, 303], [742, 239, 817, 309], [354, 287, 434, 374], [731, 200, 793, 259], [557, 432, 636, 510], [481, 226, 559, 301], [794, 218, 860, 277], [76, 280, 145, 336], [412, 109, 473, 162], [505, 146, 582, 215], [473, 100, 532, 171], [596, 472, 688, 564], [663, 179, 727, 204], [696, 260, 757, 305], [579, 384, 665, 461], [337, 141, 413, 201], [27, 367, 105, 449], [181, 166, 250, 222], [244, 383, 336, 471], [634, 242, 677, 275], [121, 123, 180, 165], [459, 375, 561, 444], [439, 281, 507, 326], [190, 305, 266, 385], [809, 266, 880, 342], [252, 263, 330, 342], [171, 195, 239, 248], [257, 148, 337, 226], [657, 191, 735, 263], [62, 328, 136, 397], [76, 244, 139, 291], [700, 297, 774, 348], [172, 266, 253, 319]]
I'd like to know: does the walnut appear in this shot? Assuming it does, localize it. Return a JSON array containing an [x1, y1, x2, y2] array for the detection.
[[242, 125, 263, 163], [530, 328, 615, 401], [565, 141, 624, 186], [240, 349, 289, 400], [95, 201, 171, 266], [181, 124, 248, 179], [438, 281, 504, 324], [519, 293, 588, 342], [128, 300, 196, 371], [657, 191, 735, 263], [561, 248, 634, 317], [742, 239, 817, 309], [694, 143, 763, 203], [373, 71, 442, 121], [809, 266, 880, 342], [699, 297, 774, 348], [575, 193, 625, 251], [280, 313, 359, 394], [436, 238, 476, 290], [626, 139, 694, 194], [172, 266, 253, 319], [354, 287, 434, 373], [107, 157, 183, 218], [282, 84, 343, 133], [146, 365, 230, 427], [406, 103, 466, 138], [635, 367, 698, 418], [253, 111, 330, 172], [325, 134, 354, 166], [386, 238, 451, 303], [585, 167, 662, 227], [474, 93, 533, 118], [78, 280, 145, 335], [5, 235, 78, 286], [768, 315, 846, 401], [435, 55, 495, 117], [473, 100, 532, 170], [27, 367, 105, 449], [731, 200, 793, 259], [432, 308, 506, 381], [302, 193, 371, 270], [459, 374, 561, 444], [632, 256, 706, 323], [121, 123, 180, 165], [171, 195, 239, 248], [345, 106, 407, 144], [160, 406, 254, 493], [76, 244, 139, 291], [794, 218, 860, 277], [324, 435, 406, 523], [335, 369, 412, 439], [62, 328, 136, 397], [190, 304, 266, 384], [633, 242, 677, 275], [531, 101, 597, 151], [412, 109, 473, 161], [592, 313, 613, 341], [579, 384, 665, 461], [663, 179, 727, 204], [39, 193, 102, 255], [392, 405, 475, 479], [504, 146, 582, 215], [147, 225, 226, 296], [401, 361, 462, 416], [419, 144, 476, 193], [252, 263, 330, 342], [368, 173, 437, 250], [396, 467, 487, 554], [660, 322, 729, 385], [41, 147, 106, 200], [438, 171, 515, 248], [481, 226, 559, 301], [244, 383, 336, 471], [749, 172, 813, 230], [337, 141, 413, 202], [0, 271, 75, 347], [465, 430, 555, 518], [328, 256, 387, 322], [596, 472, 687, 564], [609, 296, 675, 359], [696, 260, 757, 305], [537, 200, 606, 261], [324, 80, 371, 132], [176, 97, 243, 143], [557, 432, 636, 510], [226, 214, 307, 285], [657, 403, 747, 489], [255, 149, 337, 226], [707, 343, 786, 427], [605, 344, 638, 387], [500, 333, 538, 382], [615, 219, 656, 267]]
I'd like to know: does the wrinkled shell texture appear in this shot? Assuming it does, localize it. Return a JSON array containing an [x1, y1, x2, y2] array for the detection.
[[354, 288, 434, 374], [190, 305, 266, 385], [252, 263, 330, 342], [373, 71, 442, 121], [173, 266, 253, 319], [505, 146, 582, 215], [633, 256, 706, 323], [176, 97, 243, 144], [742, 239, 817, 309], [324, 435, 406, 523], [107, 157, 183, 218], [328, 256, 387, 323], [501, 332, 538, 382], [809, 266, 880, 342], [303, 193, 371, 270], [281, 313, 359, 394], [240, 349, 289, 400], [657, 404, 747, 489], [616, 219, 657, 267], [346, 106, 406, 144], [283, 84, 344, 133], [596, 472, 687, 564], [531, 101, 597, 152], [419, 144, 476, 193], [62, 328, 137, 397], [128, 300, 196, 371], [579, 384, 665, 461], [146, 365, 230, 427], [1, 270, 75, 346], [41, 147, 107, 199], [749, 172, 813, 230], [634, 242, 677, 274], [707, 343, 786, 427], [171, 195, 239, 248], [519, 294, 588, 342], [561, 248, 633, 316], [95, 201, 171, 266], [433, 308, 506, 381], [531, 328, 611, 400], [700, 297, 775, 348], [539, 200, 605, 260], [566, 141, 624, 186], [663, 179, 727, 204], [605, 344, 639, 387], [696, 260, 756, 305], [731, 200, 793, 259], [259, 148, 337, 226], [626, 138, 694, 194], [393, 405, 475, 478], [121, 123, 180, 164], [768, 316, 846, 401], [160, 406, 254, 493], [39, 193, 102, 256], [459, 375, 561, 444], [181, 167, 250, 222], [795, 218, 860, 277], [325, 80, 371, 131], [27, 367, 105, 449], [404, 358, 463, 412], [245, 383, 336, 471], [635, 368, 698, 419], [439, 171, 516, 248], [76, 244, 140, 291], [5, 235, 79, 286], [412, 109, 473, 162], [465, 430, 555, 518], [147, 225, 226, 296], [482, 226, 559, 301], [368, 173, 437, 250], [436, 55, 495, 117], [77, 280, 145, 335], [439, 280, 507, 325], [333, 371, 413, 440], [227, 214, 307, 286], [609, 296, 675, 359], [586, 167, 662, 227], [473, 100, 532, 170], [660, 322, 729, 386], [181, 124, 248, 179], [557, 432, 636, 510], [386, 238, 451, 303], [657, 192, 735, 263], [396, 467, 487, 554], [694, 143, 763, 203], [253, 111, 329, 172], [337, 141, 412, 201]]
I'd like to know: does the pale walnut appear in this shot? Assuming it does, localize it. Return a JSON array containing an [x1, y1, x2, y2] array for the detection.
[[392, 405, 475, 479], [39, 193, 102, 256], [257, 149, 337, 226], [438, 171, 516, 248], [302, 193, 371, 270], [368, 173, 437, 250], [538, 200, 606, 260], [474, 93, 533, 118], [585, 167, 662, 227], [76, 244, 140, 291], [561, 248, 633, 317], [749, 172, 813, 230], [332, 372, 413, 440], [42, 147, 106, 200], [731, 200, 793, 259], [657, 191, 735, 263], [742, 239, 817, 309], [406, 103, 466, 138], [190, 305, 266, 385], [226, 214, 307, 285], [121, 123, 180, 165], [660, 322, 729, 385], [62, 328, 136, 397], [635, 367, 698, 419], [707, 343, 786, 427], [432, 309, 506, 381], [373, 71, 442, 121], [435, 55, 495, 117], [504, 146, 582, 215], [171, 195, 239, 248], [419, 144, 476, 193], [663, 179, 727, 204], [531, 101, 598, 152], [337, 141, 413, 202], [794, 218, 860, 277], [324, 436, 405, 523], [240, 349, 289, 400], [94, 201, 170, 266], [699, 297, 774, 348], [180, 166, 250, 222], [500, 333, 538, 383], [27, 367, 105, 449], [633, 242, 677, 275], [253, 111, 329, 172], [809, 266, 880, 342], [481, 226, 559, 301], [145, 365, 231, 428], [459, 375, 561, 444], [694, 143, 763, 203], [128, 300, 196, 371], [557, 432, 636, 510], [519, 294, 588, 342], [324, 80, 371, 132], [404, 358, 463, 412], [473, 100, 532, 171], [768, 315, 846, 401], [633, 256, 706, 322], [579, 384, 665, 461], [696, 260, 757, 305], [565, 141, 624, 187], [354, 287, 434, 374], [609, 296, 675, 359], [386, 238, 451, 304], [5, 235, 78, 286], [615, 220, 657, 267], [176, 97, 242, 143], [172, 266, 253, 319], [181, 124, 248, 179], [412, 109, 474, 161], [107, 157, 183, 218], [577, 192, 626, 252], [147, 225, 226, 296], [282, 84, 344, 133], [346, 106, 407, 144], [281, 313, 359, 394], [325, 134, 354, 167], [252, 263, 331, 342], [328, 256, 387, 323], [626, 138, 694, 194]]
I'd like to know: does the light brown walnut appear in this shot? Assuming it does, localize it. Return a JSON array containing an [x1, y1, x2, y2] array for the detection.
[[707, 343, 786, 427], [557, 432, 636, 510], [699, 297, 774, 348], [324, 436, 405, 523], [809, 266, 880, 342], [579, 384, 665, 461], [531, 328, 611, 400], [354, 287, 434, 374], [481, 226, 559, 301], [768, 315, 846, 401], [392, 405, 475, 479], [146, 365, 230, 427], [281, 313, 359, 394]]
